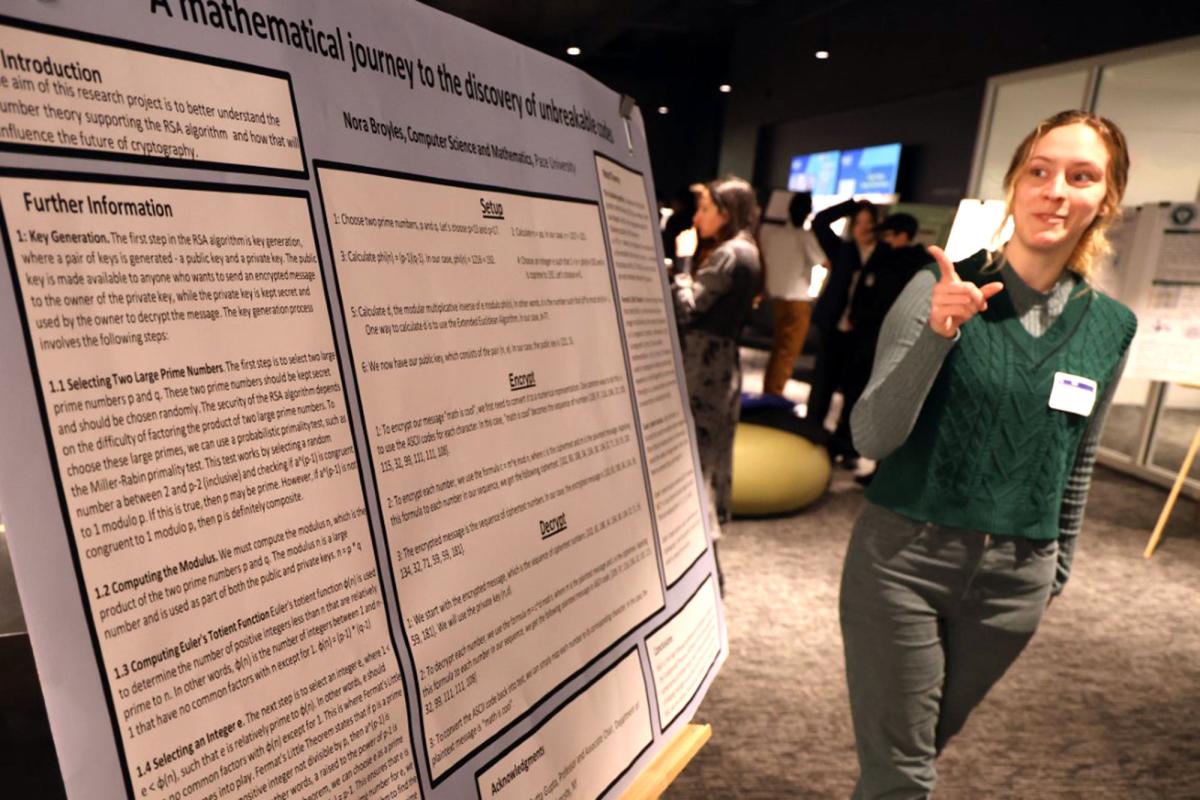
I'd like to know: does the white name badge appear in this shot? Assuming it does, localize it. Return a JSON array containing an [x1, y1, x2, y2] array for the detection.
[[1048, 372, 1098, 417]]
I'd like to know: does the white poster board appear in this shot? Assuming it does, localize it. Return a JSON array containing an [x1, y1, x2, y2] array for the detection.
[[1114, 203, 1200, 384], [943, 198, 1012, 262], [0, 5, 726, 799]]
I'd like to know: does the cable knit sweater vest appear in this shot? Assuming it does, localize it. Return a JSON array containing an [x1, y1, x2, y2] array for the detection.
[[867, 250, 1137, 539]]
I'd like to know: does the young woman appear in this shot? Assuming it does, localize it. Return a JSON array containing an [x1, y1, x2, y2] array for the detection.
[[672, 176, 763, 534], [840, 110, 1136, 798]]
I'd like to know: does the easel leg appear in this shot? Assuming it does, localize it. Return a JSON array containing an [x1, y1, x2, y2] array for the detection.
[[1144, 426, 1200, 558]]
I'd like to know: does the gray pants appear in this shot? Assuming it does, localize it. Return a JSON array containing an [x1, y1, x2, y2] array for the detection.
[[839, 503, 1058, 799]]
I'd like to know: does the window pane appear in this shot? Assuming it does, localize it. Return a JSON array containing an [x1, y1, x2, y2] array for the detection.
[[1150, 382, 1200, 482], [977, 70, 1089, 199], [1095, 48, 1200, 205]]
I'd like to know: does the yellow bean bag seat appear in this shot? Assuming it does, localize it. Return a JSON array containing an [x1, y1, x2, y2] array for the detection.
[[730, 422, 831, 516]]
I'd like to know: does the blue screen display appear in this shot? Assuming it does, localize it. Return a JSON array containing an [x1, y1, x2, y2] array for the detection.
[[787, 150, 840, 195], [837, 143, 902, 195]]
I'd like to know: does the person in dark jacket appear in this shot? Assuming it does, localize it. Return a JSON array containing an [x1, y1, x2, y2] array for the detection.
[[806, 199, 880, 464], [840, 212, 929, 482], [850, 213, 925, 349]]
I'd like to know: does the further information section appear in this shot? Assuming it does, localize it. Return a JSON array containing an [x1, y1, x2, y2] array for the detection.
[[318, 165, 665, 778], [595, 156, 707, 585], [0, 176, 417, 799]]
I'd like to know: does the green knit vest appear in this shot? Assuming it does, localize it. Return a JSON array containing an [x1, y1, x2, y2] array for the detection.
[[866, 250, 1137, 539]]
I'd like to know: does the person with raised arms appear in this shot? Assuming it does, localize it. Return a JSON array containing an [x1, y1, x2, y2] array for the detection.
[[838, 110, 1137, 798]]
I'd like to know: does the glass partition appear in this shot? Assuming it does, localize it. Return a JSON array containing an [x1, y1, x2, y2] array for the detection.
[[976, 70, 1089, 200], [1094, 48, 1200, 205], [1150, 383, 1200, 481]]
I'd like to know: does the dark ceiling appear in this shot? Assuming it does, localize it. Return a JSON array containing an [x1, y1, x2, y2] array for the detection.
[[422, 1, 1200, 198], [421, 0, 822, 193], [425, 0, 1200, 120], [421, 0, 803, 108]]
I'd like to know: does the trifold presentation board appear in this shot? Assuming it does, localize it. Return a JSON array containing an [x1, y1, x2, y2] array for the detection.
[[0, 4, 726, 799], [1106, 202, 1200, 385]]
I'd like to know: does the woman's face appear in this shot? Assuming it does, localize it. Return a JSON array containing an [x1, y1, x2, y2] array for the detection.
[[851, 209, 876, 246], [1011, 122, 1109, 256], [693, 189, 729, 240]]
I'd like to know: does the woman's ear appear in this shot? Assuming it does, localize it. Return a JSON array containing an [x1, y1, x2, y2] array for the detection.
[[1097, 191, 1121, 222]]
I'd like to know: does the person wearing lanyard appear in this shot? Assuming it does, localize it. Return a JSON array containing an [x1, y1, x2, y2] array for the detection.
[[839, 109, 1136, 798]]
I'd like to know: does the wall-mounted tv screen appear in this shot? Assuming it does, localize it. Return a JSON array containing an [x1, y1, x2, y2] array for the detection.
[[787, 150, 840, 195], [837, 143, 902, 195]]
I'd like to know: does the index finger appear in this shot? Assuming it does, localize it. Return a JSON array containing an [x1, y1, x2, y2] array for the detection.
[[927, 245, 957, 284]]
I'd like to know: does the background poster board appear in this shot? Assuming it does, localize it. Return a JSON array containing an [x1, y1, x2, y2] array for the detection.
[[0, 4, 727, 798], [943, 198, 1012, 261], [1111, 203, 1200, 384]]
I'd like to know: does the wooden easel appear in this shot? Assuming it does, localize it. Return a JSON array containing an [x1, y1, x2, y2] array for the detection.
[[621, 724, 712, 800], [1144, 381, 1200, 558]]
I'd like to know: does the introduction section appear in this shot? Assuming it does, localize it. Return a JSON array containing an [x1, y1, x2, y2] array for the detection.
[[0, 19, 304, 174]]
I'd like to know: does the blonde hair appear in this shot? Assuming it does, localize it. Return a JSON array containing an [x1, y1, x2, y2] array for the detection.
[[1001, 109, 1130, 282]]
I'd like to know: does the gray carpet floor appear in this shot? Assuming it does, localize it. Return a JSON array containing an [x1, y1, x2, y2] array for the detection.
[[665, 464, 1199, 799]]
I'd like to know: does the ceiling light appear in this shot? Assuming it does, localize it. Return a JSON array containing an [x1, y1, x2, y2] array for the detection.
[[719, 84, 732, 93], [816, 26, 832, 61], [566, 45, 581, 56], [657, 106, 669, 115]]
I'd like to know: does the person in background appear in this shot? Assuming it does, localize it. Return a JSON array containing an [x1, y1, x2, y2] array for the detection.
[[854, 212, 925, 342], [760, 191, 828, 397], [840, 110, 1136, 798], [807, 199, 881, 465], [672, 177, 763, 539], [835, 212, 929, 483]]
